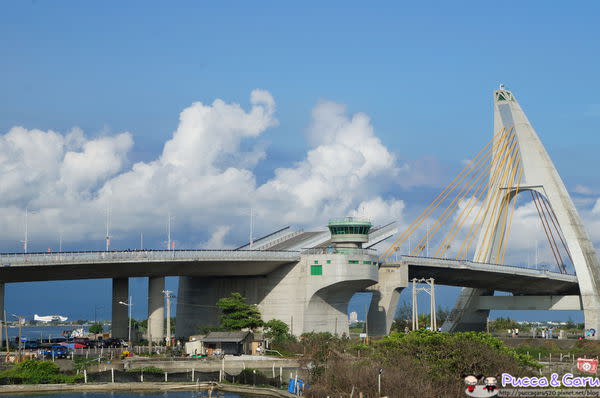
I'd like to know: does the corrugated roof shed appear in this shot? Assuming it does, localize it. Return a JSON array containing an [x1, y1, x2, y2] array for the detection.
[[202, 331, 251, 343]]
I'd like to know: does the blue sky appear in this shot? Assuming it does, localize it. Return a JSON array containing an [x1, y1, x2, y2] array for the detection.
[[1, 1, 599, 322]]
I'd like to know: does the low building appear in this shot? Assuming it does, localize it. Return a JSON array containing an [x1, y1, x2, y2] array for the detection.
[[251, 333, 265, 355], [184, 334, 205, 356], [202, 331, 254, 355]]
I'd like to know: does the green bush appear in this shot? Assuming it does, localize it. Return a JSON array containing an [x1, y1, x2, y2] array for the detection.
[[0, 360, 81, 384], [236, 368, 269, 385], [305, 331, 540, 398]]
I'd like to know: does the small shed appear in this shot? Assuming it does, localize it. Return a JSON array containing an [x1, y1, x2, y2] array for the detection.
[[202, 331, 253, 355], [251, 333, 265, 355], [185, 334, 205, 356]]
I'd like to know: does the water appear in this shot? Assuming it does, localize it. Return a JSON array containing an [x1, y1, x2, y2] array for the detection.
[[3, 325, 98, 341], [11, 392, 259, 398]]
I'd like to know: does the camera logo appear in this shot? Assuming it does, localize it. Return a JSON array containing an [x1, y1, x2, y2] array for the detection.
[[464, 375, 498, 397]]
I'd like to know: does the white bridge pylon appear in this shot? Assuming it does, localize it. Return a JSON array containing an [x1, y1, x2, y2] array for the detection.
[[380, 87, 600, 337]]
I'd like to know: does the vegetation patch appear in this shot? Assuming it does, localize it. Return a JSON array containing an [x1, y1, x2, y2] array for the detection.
[[0, 360, 81, 384], [300, 330, 539, 398]]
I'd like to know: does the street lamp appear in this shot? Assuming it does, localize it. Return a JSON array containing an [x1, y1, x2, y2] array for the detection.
[[22, 208, 38, 253], [167, 212, 175, 250], [163, 290, 176, 346], [118, 296, 133, 348]]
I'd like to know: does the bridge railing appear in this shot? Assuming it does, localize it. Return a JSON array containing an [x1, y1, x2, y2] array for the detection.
[[391, 254, 576, 277], [0, 249, 301, 266], [301, 247, 377, 256]]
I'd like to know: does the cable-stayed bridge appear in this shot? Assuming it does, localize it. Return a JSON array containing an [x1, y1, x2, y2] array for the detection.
[[369, 86, 600, 336], [0, 86, 597, 340]]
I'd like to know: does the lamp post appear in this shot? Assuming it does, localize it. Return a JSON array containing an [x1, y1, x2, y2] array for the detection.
[[163, 290, 175, 346], [167, 213, 175, 250], [118, 296, 133, 348], [22, 208, 38, 253]]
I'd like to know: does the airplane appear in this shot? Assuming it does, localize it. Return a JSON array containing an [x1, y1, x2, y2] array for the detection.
[[33, 314, 68, 323]]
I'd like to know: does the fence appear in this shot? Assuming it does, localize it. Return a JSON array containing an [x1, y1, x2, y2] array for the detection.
[[82, 368, 286, 387]]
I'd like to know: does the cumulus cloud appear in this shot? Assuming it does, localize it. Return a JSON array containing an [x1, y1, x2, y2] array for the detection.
[[3, 89, 600, 261], [0, 90, 418, 251], [574, 185, 594, 195]]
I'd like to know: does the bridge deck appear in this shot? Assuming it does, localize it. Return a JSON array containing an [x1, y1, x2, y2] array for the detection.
[[0, 250, 301, 282], [386, 256, 579, 295]]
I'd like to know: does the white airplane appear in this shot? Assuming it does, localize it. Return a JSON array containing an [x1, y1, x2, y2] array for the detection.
[[33, 314, 68, 323]]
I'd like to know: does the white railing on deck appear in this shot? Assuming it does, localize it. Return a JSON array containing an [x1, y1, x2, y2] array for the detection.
[[0, 249, 301, 267]]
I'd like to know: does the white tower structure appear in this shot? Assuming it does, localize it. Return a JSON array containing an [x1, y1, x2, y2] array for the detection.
[[443, 87, 600, 336]]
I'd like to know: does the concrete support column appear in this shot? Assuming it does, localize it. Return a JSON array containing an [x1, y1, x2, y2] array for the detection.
[[111, 278, 129, 339], [366, 266, 407, 336], [442, 287, 492, 332], [148, 276, 165, 343]]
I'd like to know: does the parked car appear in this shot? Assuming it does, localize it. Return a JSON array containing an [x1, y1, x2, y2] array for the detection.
[[99, 338, 124, 348], [24, 341, 39, 350], [40, 345, 69, 359]]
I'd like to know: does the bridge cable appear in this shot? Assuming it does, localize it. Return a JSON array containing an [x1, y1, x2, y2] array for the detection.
[[534, 190, 565, 272], [500, 164, 524, 265], [476, 135, 520, 262], [493, 151, 522, 263], [496, 157, 523, 264], [530, 190, 564, 272], [411, 144, 497, 256], [411, 128, 513, 257], [481, 140, 520, 263], [457, 129, 517, 260], [379, 127, 508, 261], [538, 193, 573, 266], [435, 154, 497, 258]]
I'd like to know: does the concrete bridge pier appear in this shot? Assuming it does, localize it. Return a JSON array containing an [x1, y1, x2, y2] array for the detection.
[[442, 287, 493, 332], [148, 276, 165, 343], [366, 266, 407, 336], [111, 278, 129, 339]]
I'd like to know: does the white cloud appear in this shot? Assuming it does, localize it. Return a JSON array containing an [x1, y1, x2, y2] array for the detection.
[[0, 91, 418, 251], [574, 185, 594, 195]]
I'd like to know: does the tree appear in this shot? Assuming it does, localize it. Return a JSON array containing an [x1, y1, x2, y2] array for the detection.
[[264, 319, 289, 339], [216, 292, 263, 330], [489, 317, 520, 332], [88, 323, 104, 335]]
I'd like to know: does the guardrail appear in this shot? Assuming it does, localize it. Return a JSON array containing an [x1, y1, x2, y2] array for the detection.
[[301, 247, 377, 256], [392, 254, 577, 279], [0, 249, 301, 267]]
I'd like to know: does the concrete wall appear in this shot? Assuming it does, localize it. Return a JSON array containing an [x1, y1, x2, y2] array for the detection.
[[176, 252, 378, 337]]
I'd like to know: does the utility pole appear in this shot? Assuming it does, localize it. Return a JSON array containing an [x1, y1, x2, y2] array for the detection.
[[167, 213, 175, 250], [24, 208, 28, 253], [412, 278, 436, 331], [163, 290, 175, 346], [3, 311, 8, 352], [412, 279, 418, 330], [430, 279, 437, 331], [118, 297, 133, 348], [105, 206, 110, 251], [426, 223, 430, 257], [22, 208, 37, 253], [249, 207, 254, 249]]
